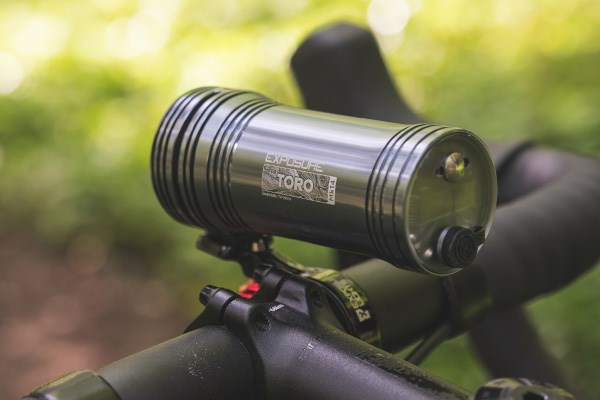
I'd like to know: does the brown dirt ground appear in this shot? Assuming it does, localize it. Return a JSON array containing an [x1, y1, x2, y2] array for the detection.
[[0, 232, 191, 399]]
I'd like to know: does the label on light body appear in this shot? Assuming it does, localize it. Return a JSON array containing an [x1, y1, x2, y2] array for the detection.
[[261, 164, 337, 205]]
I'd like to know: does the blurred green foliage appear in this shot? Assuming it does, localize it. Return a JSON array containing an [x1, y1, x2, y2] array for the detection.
[[0, 0, 599, 395]]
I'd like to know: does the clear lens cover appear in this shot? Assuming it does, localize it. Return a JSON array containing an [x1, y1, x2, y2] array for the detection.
[[405, 132, 497, 275]]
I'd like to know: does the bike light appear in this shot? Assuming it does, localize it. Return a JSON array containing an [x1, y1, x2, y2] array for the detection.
[[151, 87, 497, 275]]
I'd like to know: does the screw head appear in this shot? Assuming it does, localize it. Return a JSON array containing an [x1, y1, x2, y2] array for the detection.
[[441, 152, 468, 182], [199, 285, 219, 305]]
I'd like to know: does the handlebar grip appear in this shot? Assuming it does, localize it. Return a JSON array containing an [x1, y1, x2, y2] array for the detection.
[[478, 147, 600, 311]]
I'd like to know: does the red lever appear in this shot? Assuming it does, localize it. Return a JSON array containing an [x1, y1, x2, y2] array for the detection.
[[239, 279, 260, 299]]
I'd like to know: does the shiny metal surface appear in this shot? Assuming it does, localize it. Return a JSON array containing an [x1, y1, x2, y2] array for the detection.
[[152, 87, 497, 275]]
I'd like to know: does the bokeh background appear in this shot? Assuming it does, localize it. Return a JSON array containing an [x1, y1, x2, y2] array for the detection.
[[1, 0, 599, 398]]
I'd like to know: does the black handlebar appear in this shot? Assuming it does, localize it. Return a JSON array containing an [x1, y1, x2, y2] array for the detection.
[[37, 277, 470, 400], [24, 326, 255, 400], [99, 326, 255, 399], [290, 22, 600, 396], [27, 123, 599, 400], [480, 146, 600, 311], [291, 22, 600, 323]]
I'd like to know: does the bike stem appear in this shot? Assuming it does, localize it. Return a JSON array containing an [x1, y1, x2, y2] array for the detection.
[[186, 263, 471, 400]]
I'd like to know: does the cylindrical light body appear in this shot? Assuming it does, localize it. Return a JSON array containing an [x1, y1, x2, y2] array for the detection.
[[152, 87, 496, 275]]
